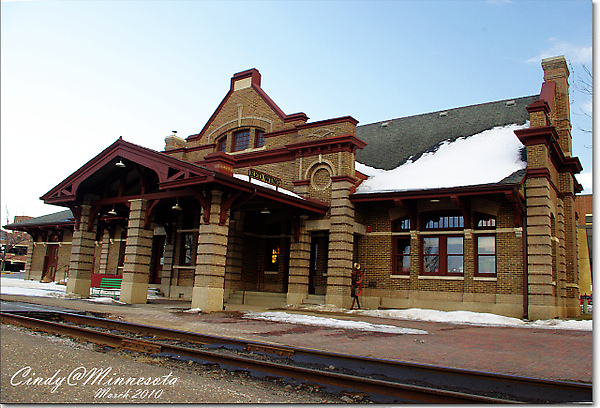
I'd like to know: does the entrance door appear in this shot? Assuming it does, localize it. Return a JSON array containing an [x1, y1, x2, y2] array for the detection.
[[149, 236, 165, 285], [42, 245, 59, 282], [309, 232, 329, 295]]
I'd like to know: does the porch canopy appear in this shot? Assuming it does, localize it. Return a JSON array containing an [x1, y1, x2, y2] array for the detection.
[[41, 137, 328, 228]]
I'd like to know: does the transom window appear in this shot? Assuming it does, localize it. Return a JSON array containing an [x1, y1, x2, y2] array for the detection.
[[233, 130, 250, 152], [476, 214, 496, 228], [424, 214, 464, 229], [392, 217, 411, 231]]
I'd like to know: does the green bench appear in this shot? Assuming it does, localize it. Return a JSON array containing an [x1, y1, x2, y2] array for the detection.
[[91, 277, 122, 299]]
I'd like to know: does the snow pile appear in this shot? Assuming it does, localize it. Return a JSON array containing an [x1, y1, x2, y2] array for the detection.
[[243, 311, 428, 335], [355, 123, 529, 194], [1, 277, 66, 298], [351, 308, 592, 331], [86, 297, 126, 305]]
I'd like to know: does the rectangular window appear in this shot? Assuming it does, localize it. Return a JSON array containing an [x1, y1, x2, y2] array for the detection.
[[179, 233, 195, 266], [394, 237, 411, 274], [422, 235, 463, 276], [423, 237, 439, 273], [233, 130, 250, 152], [476, 235, 496, 275]]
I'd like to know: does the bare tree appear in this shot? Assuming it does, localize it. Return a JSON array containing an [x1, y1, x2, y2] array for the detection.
[[570, 62, 593, 142], [1, 206, 29, 272]]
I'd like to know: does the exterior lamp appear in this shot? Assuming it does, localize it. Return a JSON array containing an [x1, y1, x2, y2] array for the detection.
[[172, 199, 182, 211], [116, 160, 126, 168], [108, 207, 117, 216]]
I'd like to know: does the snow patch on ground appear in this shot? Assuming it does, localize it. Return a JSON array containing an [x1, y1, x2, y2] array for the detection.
[[242, 311, 428, 335]]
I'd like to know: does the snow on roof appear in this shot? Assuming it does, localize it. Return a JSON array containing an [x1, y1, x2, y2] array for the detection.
[[233, 173, 303, 199], [355, 122, 529, 194]]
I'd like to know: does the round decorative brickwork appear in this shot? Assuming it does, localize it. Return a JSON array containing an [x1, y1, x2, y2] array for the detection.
[[311, 166, 332, 191]]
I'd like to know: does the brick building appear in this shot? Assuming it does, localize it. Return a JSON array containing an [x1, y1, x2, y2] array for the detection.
[[5, 55, 583, 320]]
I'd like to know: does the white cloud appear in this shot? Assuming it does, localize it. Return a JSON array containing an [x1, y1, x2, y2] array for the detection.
[[527, 39, 592, 64], [576, 171, 593, 194]]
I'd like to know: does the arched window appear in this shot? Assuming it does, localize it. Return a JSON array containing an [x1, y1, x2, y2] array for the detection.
[[232, 129, 250, 152]]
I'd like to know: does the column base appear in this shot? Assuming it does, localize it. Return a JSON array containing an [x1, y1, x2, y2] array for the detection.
[[286, 292, 307, 306], [325, 294, 352, 309], [66, 277, 91, 298], [191, 287, 224, 312], [120, 281, 148, 304]]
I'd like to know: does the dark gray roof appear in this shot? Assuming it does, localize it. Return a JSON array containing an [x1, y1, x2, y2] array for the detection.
[[4, 209, 73, 230], [355, 95, 538, 171]]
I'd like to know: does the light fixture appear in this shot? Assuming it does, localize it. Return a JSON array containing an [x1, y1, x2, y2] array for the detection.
[[260, 208, 270, 215], [116, 159, 126, 168], [172, 199, 182, 211], [430, 198, 441, 203], [108, 207, 117, 216]]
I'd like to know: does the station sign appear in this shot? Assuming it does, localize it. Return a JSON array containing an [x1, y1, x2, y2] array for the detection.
[[248, 168, 282, 188]]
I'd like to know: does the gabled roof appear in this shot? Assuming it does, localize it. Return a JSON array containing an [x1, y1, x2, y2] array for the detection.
[[41, 137, 213, 206], [355, 95, 537, 170]]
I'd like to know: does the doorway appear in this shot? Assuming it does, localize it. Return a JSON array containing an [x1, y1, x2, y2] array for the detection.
[[42, 245, 59, 282], [149, 236, 165, 285], [309, 231, 329, 295]]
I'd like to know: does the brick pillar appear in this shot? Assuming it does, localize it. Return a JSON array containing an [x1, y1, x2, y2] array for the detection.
[[192, 190, 229, 312], [555, 198, 567, 314], [525, 178, 555, 320], [563, 193, 580, 316], [98, 229, 111, 274], [24, 238, 36, 280], [224, 212, 244, 298], [66, 203, 96, 297], [287, 216, 310, 306], [120, 199, 153, 304], [326, 177, 355, 308]]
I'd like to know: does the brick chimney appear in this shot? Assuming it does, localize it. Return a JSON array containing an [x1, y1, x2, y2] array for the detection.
[[541, 55, 572, 156]]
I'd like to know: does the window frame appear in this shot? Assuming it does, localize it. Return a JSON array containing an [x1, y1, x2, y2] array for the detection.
[[255, 130, 265, 148], [421, 234, 464, 276], [393, 237, 411, 275], [475, 234, 496, 276], [232, 129, 250, 152], [216, 136, 227, 152]]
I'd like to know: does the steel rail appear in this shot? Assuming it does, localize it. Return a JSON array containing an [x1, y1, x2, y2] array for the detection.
[[2, 312, 516, 404], [50, 311, 592, 399]]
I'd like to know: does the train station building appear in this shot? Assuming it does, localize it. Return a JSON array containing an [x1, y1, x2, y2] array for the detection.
[[6, 55, 583, 320]]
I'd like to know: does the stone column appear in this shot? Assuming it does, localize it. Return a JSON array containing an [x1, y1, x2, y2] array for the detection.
[[120, 199, 153, 304], [287, 216, 311, 306], [192, 190, 229, 312], [66, 203, 96, 297], [326, 176, 356, 308], [525, 177, 555, 320]]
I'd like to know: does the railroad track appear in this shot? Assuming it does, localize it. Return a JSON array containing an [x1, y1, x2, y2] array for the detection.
[[1, 310, 592, 403]]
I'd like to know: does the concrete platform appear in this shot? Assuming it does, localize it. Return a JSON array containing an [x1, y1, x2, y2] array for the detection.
[[0, 293, 592, 384]]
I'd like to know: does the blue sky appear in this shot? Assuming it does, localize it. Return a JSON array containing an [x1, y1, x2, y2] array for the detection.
[[1, 0, 593, 223]]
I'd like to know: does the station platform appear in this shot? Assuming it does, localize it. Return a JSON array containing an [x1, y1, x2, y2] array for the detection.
[[0, 293, 592, 384]]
